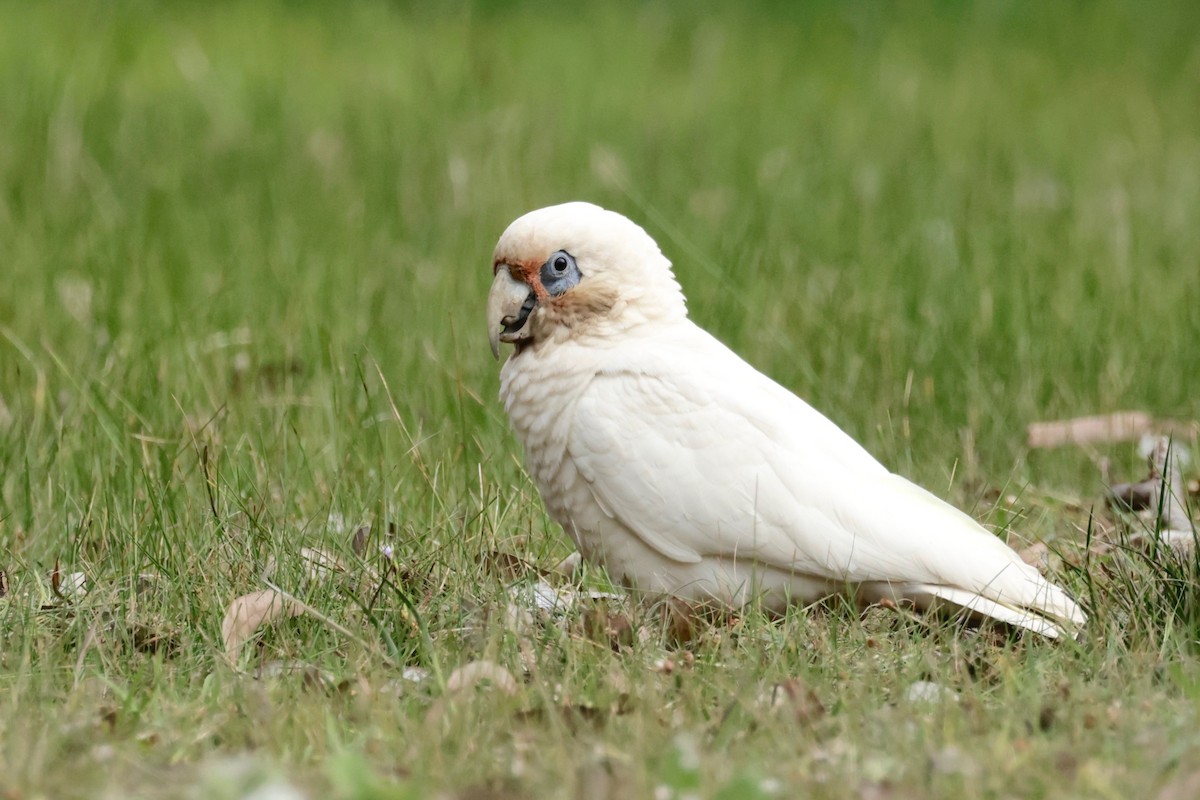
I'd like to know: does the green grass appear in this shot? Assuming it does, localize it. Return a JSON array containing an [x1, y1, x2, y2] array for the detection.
[[1, 1, 1199, 797]]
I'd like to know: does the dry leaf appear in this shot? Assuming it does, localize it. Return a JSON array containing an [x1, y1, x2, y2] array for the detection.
[[1109, 435, 1195, 549], [581, 606, 635, 651], [499, 599, 536, 635], [221, 589, 304, 659], [553, 552, 583, 576], [126, 620, 180, 656], [1027, 411, 1154, 448], [663, 597, 702, 645], [1108, 479, 1157, 512], [778, 677, 825, 724], [300, 547, 345, 582], [425, 661, 522, 733], [760, 678, 825, 725], [1020, 541, 1049, 565], [482, 549, 546, 581], [1017, 542, 1062, 572], [350, 525, 371, 557], [496, 579, 628, 638]]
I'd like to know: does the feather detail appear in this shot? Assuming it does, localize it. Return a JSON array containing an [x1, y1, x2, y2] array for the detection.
[[491, 202, 1087, 638]]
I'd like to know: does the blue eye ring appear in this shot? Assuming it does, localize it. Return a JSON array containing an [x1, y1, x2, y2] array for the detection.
[[541, 250, 582, 296]]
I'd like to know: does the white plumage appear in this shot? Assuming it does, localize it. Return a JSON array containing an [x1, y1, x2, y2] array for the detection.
[[487, 202, 1085, 638]]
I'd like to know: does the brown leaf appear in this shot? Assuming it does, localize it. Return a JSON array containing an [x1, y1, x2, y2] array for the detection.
[[1055, 751, 1079, 778], [1027, 411, 1154, 448], [581, 606, 635, 651], [663, 597, 701, 645], [1038, 704, 1057, 731], [481, 549, 546, 581], [350, 525, 371, 557], [1108, 479, 1158, 512], [425, 661, 522, 734], [127, 621, 180, 656], [764, 678, 826, 725], [221, 589, 304, 659], [1110, 435, 1195, 546]]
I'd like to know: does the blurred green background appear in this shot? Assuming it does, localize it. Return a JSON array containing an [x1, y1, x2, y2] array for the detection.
[[3, 2, 1198, 476], [0, 2, 1199, 794], [3, 4, 1197, 503]]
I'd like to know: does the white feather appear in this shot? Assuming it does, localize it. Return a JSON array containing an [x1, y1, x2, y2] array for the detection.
[[492, 203, 1086, 638]]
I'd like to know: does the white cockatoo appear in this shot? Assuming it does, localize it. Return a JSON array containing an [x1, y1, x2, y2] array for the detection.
[[487, 202, 1085, 638]]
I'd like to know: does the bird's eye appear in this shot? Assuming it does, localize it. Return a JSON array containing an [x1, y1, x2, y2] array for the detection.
[[540, 250, 581, 296]]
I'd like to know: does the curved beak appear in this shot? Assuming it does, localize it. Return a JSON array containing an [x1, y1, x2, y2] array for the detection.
[[487, 265, 536, 360]]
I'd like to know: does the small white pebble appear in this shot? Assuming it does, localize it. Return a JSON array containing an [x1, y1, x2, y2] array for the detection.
[[445, 660, 518, 695], [243, 781, 306, 800], [530, 579, 565, 612], [672, 732, 701, 772], [905, 681, 959, 704], [401, 667, 429, 684], [758, 777, 782, 794]]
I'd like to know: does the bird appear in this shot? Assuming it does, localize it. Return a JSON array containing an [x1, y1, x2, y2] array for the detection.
[[486, 201, 1086, 638]]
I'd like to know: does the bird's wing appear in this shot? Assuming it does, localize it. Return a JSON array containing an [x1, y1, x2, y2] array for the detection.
[[566, 325, 1083, 630]]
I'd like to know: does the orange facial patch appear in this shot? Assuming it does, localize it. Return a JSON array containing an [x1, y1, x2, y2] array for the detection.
[[494, 256, 551, 300]]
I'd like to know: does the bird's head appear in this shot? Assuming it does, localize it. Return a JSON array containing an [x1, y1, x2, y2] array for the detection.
[[487, 202, 687, 359]]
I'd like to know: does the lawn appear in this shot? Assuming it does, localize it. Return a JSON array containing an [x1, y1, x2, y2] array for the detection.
[[1, 1, 1199, 797]]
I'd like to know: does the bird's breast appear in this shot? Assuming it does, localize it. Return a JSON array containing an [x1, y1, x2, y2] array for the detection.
[[498, 350, 605, 547]]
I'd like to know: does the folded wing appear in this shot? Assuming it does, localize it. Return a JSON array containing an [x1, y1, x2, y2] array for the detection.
[[567, 326, 1085, 636]]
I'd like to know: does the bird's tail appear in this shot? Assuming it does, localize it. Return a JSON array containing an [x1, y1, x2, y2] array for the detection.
[[888, 582, 1086, 639]]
